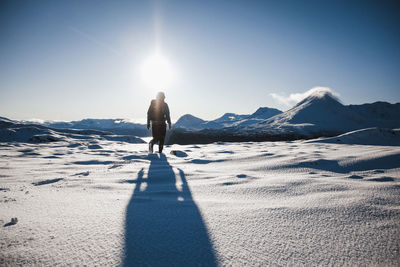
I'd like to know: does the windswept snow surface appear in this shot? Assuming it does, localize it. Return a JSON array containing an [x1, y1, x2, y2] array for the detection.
[[1, 135, 400, 265]]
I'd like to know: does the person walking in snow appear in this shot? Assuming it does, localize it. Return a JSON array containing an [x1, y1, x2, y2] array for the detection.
[[147, 91, 172, 153]]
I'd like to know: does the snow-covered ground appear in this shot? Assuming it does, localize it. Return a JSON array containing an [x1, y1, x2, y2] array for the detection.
[[1, 131, 399, 266]]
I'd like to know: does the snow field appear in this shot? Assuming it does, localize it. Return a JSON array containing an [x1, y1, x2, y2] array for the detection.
[[0, 137, 399, 266]]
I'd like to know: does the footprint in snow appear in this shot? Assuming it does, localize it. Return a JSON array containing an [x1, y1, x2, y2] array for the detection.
[[368, 177, 395, 182], [190, 159, 225, 164], [72, 160, 113, 165], [88, 144, 102, 149], [221, 182, 238, 186], [32, 178, 64, 186], [217, 151, 234, 154], [3, 217, 18, 227], [72, 171, 90, 176], [109, 164, 123, 169], [67, 143, 81, 148], [348, 175, 363, 179], [170, 150, 188, 157]]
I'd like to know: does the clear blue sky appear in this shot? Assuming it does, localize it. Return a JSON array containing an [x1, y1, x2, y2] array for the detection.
[[1, 0, 399, 122]]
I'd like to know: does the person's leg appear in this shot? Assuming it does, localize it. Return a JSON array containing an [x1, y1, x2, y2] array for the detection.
[[148, 140, 154, 153], [151, 123, 162, 152], [149, 123, 157, 153], [159, 139, 164, 153], [158, 124, 167, 153]]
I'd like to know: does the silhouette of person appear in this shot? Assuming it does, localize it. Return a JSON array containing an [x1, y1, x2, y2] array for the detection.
[[147, 91, 171, 153], [123, 154, 217, 266]]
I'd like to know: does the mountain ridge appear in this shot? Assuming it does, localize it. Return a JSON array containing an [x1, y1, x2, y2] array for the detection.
[[174, 107, 283, 130], [2, 90, 399, 145], [167, 91, 400, 144]]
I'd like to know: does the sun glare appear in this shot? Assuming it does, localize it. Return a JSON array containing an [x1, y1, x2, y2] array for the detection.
[[141, 53, 174, 89]]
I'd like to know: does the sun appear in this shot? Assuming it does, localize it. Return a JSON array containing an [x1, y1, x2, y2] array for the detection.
[[141, 53, 174, 89]]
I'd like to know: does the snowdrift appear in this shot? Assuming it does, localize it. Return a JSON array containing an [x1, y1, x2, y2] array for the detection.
[[309, 128, 400, 146]]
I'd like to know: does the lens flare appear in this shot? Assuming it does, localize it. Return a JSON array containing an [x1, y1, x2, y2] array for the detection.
[[141, 53, 174, 89]]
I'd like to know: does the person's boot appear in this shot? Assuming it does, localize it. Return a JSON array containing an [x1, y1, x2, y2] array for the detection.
[[149, 141, 153, 153]]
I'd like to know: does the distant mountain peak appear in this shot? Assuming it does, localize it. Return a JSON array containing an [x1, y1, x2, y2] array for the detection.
[[176, 114, 205, 122], [248, 107, 282, 119], [174, 114, 206, 129], [213, 113, 248, 123], [295, 89, 342, 108], [220, 113, 240, 119]]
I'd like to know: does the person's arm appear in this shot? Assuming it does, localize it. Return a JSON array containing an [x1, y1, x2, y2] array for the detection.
[[165, 103, 171, 129]]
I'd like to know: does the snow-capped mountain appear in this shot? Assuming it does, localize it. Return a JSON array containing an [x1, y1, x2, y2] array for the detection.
[[210, 113, 248, 124], [174, 108, 282, 130], [174, 113, 249, 130], [168, 90, 400, 144], [2, 90, 399, 145], [247, 107, 282, 120], [26, 118, 149, 137], [348, 101, 400, 126], [0, 117, 144, 143], [245, 91, 400, 136], [231, 107, 283, 127], [173, 114, 206, 130]]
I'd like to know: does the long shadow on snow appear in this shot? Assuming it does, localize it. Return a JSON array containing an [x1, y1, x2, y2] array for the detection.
[[123, 153, 217, 266]]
